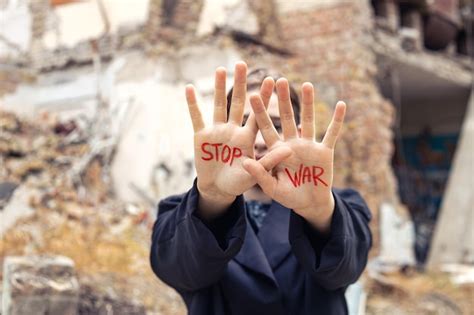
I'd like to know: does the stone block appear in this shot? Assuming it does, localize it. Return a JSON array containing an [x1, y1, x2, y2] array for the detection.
[[2, 256, 79, 315]]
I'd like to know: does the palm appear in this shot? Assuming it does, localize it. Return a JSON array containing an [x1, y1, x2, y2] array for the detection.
[[271, 140, 333, 211], [194, 124, 256, 197], [243, 79, 346, 217]]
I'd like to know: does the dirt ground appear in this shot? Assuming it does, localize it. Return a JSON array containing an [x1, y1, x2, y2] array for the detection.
[[366, 269, 473, 315]]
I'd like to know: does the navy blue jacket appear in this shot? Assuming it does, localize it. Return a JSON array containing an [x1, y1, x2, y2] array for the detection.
[[150, 181, 372, 314]]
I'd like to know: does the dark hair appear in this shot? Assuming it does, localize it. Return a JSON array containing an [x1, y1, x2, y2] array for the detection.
[[226, 68, 301, 125]]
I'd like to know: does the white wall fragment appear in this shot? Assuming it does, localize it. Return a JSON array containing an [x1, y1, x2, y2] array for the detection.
[[43, 1, 105, 49], [197, 0, 258, 36], [0, 0, 31, 58], [110, 79, 195, 204], [428, 92, 474, 266], [379, 202, 416, 266], [0, 69, 99, 117], [103, 0, 150, 33], [441, 264, 474, 285], [276, 0, 351, 14]]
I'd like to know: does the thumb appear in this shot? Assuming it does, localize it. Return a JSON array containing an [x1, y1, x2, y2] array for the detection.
[[243, 159, 276, 198], [257, 146, 292, 171], [242, 146, 291, 196]]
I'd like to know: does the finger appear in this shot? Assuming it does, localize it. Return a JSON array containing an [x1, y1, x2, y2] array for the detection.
[[244, 77, 275, 134], [213, 67, 227, 124], [243, 112, 258, 135], [185, 84, 205, 132], [322, 101, 346, 148], [300, 82, 315, 140], [250, 94, 280, 148], [243, 159, 277, 198], [260, 76, 275, 108], [229, 61, 247, 125], [258, 146, 292, 170], [276, 78, 298, 140]]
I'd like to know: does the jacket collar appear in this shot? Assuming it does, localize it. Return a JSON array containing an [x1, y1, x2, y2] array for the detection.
[[258, 201, 292, 269], [234, 201, 292, 283]]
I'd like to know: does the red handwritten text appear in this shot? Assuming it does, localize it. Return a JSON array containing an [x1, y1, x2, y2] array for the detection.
[[201, 142, 243, 166], [284, 164, 328, 188]]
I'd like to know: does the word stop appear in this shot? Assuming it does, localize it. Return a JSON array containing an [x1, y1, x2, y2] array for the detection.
[[284, 164, 328, 188], [201, 142, 242, 166]]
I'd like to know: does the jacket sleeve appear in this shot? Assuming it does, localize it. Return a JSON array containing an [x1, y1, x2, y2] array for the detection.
[[149, 179, 247, 292], [288, 188, 372, 291]]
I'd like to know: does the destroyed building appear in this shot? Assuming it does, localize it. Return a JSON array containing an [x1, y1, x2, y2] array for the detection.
[[0, 0, 473, 314]]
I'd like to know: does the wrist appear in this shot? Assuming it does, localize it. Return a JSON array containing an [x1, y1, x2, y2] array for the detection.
[[295, 193, 335, 235], [197, 181, 236, 204], [199, 189, 236, 207], [196, 182, 236, 221]]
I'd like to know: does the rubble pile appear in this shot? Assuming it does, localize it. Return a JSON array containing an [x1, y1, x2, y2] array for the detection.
[[77, 273, 185, 315], [366, 266, 473, 315], [0, 68, 35, 98], [0, 110, 186, 314], [2, 256, 79, 315]]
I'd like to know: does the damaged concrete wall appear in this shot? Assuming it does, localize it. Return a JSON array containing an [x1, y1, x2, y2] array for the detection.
[[274, 1, 399, 248], [0, 0, 31, 60], [428, 91, 474, 267], [0, 0, 150, 70], [146, 0, 203, 43], [0, 43, 242, 205]]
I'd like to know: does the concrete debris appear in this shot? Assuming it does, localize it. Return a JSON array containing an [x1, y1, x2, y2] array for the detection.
[[0, 108, 181, 313], [0, 107, 149, 228], [2, 255, 79, 315], [1, 47, 241, 206], [0, 182, 18, 210], [78, 279, 146, 315], [373, 29, 471, 87], [379, 203, 416, 267], [1, 256, 153, 315], [345, 281, 367, 315], [441, 264, 474, 285], [365, 264, 470, 315], [418, 293, 463, 315], [399, 27, 422, 52], [1, 69, 99, 119], [75, 273, 186, 315]]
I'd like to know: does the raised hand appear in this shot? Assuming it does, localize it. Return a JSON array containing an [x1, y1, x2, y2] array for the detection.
[[242, 79, 346, 233], [186, 62, 291, 220]]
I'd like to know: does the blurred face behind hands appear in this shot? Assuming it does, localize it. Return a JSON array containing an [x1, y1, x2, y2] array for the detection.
[[243, 91, 287, 201]]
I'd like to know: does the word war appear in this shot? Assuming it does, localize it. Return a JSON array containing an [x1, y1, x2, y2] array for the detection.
[[201, 142, 243, 166], [284, 164, 328, 188]]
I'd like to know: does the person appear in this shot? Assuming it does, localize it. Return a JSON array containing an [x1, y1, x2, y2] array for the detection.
[[150, 62, 372, 314]]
